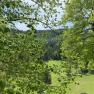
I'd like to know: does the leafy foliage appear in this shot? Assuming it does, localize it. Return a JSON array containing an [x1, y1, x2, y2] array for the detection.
[[0, 0, 64, 94], [0, 0, 60, 30], [2, 0, 94, 94], [0, 30, 48, 93], [61, 0, 94, 74]]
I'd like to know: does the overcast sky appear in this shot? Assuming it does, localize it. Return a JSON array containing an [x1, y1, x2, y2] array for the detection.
[[15, 0, 66, 31]]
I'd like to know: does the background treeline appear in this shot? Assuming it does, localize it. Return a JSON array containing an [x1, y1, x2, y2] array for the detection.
[[36, 29, 63, 61]]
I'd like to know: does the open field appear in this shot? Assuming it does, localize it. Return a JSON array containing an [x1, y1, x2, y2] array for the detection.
[[67, 75, 94, 94], [48, 61, 94, 94]]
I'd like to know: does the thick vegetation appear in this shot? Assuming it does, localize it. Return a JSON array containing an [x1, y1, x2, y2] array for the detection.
[[61, 0, 94, 75], [0, 0, 94, 94]]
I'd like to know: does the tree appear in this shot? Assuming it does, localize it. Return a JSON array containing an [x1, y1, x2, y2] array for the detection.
[[61, 0, 94, 74], [0, 0, 62, 94], [0, 30, 48, 93], [0, 0, 59, 30]]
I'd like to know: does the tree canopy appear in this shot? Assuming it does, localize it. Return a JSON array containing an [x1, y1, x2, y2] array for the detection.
[[1, 0, 94, 94], [0, 0, 62, 94], [0, 0, 60, 30], [61, 0, 94, 73]]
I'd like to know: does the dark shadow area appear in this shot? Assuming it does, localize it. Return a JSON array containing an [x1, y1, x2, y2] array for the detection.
[[80, 69, 89, 75], [80, 93, 88, 94], [89, 69, 94, 74]]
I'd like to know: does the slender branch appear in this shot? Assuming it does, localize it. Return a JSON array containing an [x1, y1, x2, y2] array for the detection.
[[7, 16, 53, 30]]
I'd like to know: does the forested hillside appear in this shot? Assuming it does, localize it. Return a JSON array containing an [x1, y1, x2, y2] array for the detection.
[[36, 29, 63, 60]]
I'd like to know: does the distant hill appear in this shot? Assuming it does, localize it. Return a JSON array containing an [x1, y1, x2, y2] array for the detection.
[[36, 29, 64, 60], [36, 29, 64, 39]]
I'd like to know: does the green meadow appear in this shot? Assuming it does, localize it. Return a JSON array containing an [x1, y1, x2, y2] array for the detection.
[[49, 61, 94, 94]]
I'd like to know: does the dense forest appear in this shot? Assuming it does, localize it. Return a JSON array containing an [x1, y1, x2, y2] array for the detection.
[[0, 0, 94, 94]]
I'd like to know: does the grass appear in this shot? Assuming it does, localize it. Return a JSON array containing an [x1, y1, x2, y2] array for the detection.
[[48, 60, 94, 94], [67, 75, 94, 94], [48, 60, 64, 86]]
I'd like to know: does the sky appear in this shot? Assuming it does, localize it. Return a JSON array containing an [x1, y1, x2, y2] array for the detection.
[[15, 0, 66, 31]]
